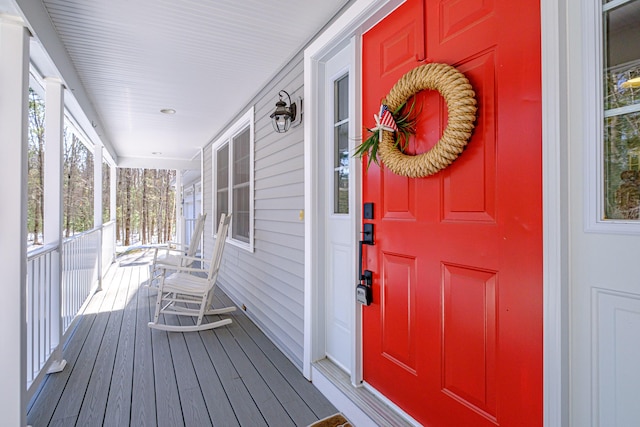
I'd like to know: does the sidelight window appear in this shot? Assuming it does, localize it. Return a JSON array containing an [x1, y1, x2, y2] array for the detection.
[[333, 74, 350, 214]]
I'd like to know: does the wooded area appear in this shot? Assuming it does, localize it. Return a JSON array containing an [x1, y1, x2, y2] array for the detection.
[[27, 88, 102, 245], [27, 87, 176, 248], [116, 168, 176, 246]]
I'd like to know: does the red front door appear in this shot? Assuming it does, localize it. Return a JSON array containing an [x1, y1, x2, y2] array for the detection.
[[361, 0, 542, 425]]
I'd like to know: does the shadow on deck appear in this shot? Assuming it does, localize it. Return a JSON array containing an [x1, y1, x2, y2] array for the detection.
[[27, 251, 337, 426]]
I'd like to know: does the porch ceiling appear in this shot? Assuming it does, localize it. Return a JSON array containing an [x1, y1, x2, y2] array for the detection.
[[1, 0, 350, 168]]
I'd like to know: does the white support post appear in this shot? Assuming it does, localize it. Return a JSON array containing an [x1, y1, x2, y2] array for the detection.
[[43, 77, 67, 375], [110, 164, 117, 223], [0, 15, 30, 427], [94, 144, 103, 290], [175, 170, 183, 244], [110, 163, 117, 258]]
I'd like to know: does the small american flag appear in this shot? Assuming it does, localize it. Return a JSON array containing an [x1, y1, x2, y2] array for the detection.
[[378, 105, 398, 131]]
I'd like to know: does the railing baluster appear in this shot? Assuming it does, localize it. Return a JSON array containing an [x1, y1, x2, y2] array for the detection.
[[35, 257, 41, 377], [27, 260, 33, 384]]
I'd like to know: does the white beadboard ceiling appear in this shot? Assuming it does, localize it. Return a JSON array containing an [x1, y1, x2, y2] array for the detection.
[[2, 0, 350, 168]]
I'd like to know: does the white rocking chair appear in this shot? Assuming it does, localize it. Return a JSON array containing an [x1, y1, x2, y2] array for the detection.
[[148, 213, 235, 332], [148, 212, 207, 288]]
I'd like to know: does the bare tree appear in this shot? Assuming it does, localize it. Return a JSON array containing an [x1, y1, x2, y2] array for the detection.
[[27, 89, 45, 245]]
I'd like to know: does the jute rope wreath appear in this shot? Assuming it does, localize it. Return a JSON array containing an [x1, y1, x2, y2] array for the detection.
[[363, 63, 477, 178]]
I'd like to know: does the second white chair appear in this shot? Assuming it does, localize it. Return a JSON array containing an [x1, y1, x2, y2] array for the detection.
[[148, 212, 207, 288], [148, 213, 235, 332]]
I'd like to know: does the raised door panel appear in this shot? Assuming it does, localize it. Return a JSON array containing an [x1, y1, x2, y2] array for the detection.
[[442, 51, 496, 223], [442, 264, 497, 421]]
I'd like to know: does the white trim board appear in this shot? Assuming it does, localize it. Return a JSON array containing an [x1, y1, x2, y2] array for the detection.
[[541, 0, 569, 425]]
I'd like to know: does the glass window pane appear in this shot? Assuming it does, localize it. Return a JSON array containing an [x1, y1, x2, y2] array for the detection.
[[604, 1, 640, 111], [603, 0, 640, 220], [335, 75, 349, 122], [604, 111, 640, 219], [233, 127, 250, 186], [231, 126, 250, 242], [216, 144, 229, 227], [334, 123, 349, 214], [216, 190, 228, 226], [233, 184, 250, 242], [217, 144, 229, 189], [333, 73, 349, 215]]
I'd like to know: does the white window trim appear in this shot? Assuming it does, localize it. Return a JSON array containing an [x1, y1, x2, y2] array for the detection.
[[211, 106, 255, 252], [585, 0, 640, 234]]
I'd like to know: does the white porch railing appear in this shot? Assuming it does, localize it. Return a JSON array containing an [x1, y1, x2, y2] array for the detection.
[[26, 221, 116, 396], [26, 243, 60, 393], [61, 227, 100, 331]]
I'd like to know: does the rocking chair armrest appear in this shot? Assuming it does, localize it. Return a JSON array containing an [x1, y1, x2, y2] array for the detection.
[[153, 245, 191, 262], [168, 264, 211, 274], [169, 253, 208, 265], [165, 241, 189, 250], [156, 246, 190, 255]]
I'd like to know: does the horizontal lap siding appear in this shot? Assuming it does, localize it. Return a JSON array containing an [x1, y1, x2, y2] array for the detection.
[[203, 55, 306, 369]]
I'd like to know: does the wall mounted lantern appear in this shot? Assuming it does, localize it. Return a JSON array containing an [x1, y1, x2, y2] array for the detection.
[[270, 90, 300, 133]]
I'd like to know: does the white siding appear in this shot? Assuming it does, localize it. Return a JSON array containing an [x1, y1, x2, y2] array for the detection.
[[203, 55, 306, 368]]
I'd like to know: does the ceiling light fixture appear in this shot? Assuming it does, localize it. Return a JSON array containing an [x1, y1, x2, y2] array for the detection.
[[160, 108, 176, 114]]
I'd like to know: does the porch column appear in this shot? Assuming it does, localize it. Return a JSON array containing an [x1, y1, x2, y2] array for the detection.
[[94, 143, 103, 290], [43, 77, 67, 374], [175, 170, 183, 244], [110, 164, 117, 222], [0, 14, 30, 427]]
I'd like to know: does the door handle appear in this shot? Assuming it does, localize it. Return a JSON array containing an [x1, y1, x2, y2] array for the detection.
[[357, 223, 374, 305]]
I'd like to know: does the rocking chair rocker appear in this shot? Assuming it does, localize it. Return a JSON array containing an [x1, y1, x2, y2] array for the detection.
[[148, 212, 207, 288], [148, 213, 235, 332]]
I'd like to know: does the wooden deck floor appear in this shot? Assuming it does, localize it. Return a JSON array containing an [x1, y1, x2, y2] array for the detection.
[[27, 250, 337, 427]]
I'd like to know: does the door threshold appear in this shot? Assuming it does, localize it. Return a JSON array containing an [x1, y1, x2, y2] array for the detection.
[[312, 359, 418, 426]]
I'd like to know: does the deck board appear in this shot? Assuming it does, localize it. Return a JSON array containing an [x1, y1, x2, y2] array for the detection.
[[48, 266, 125, 424], [27, 253, 337, 426], [177, 315, 241, 427], [165, 315, 212, 426], [103, 266, 139, 427], [151, 323, 185, 427], [215, 291, 338, 419], [129, 268, 158, 427], [26, 276, 108, 425], [76, 266, 133, 426], [198, 322, 269, 426], [221, 307, 318, 426], [215, 325, 297, 426]]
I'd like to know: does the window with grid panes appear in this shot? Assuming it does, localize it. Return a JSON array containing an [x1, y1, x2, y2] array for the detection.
[[212, 108, 254, 251]]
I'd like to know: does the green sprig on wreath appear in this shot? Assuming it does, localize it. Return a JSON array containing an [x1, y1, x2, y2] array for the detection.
[[354, 99, 418, 169]]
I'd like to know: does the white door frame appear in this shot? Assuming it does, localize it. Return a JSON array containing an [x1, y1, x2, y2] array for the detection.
[[540, 0, 568, 425], [303, 2, 567, 426], [303, 0, 405, 385]]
